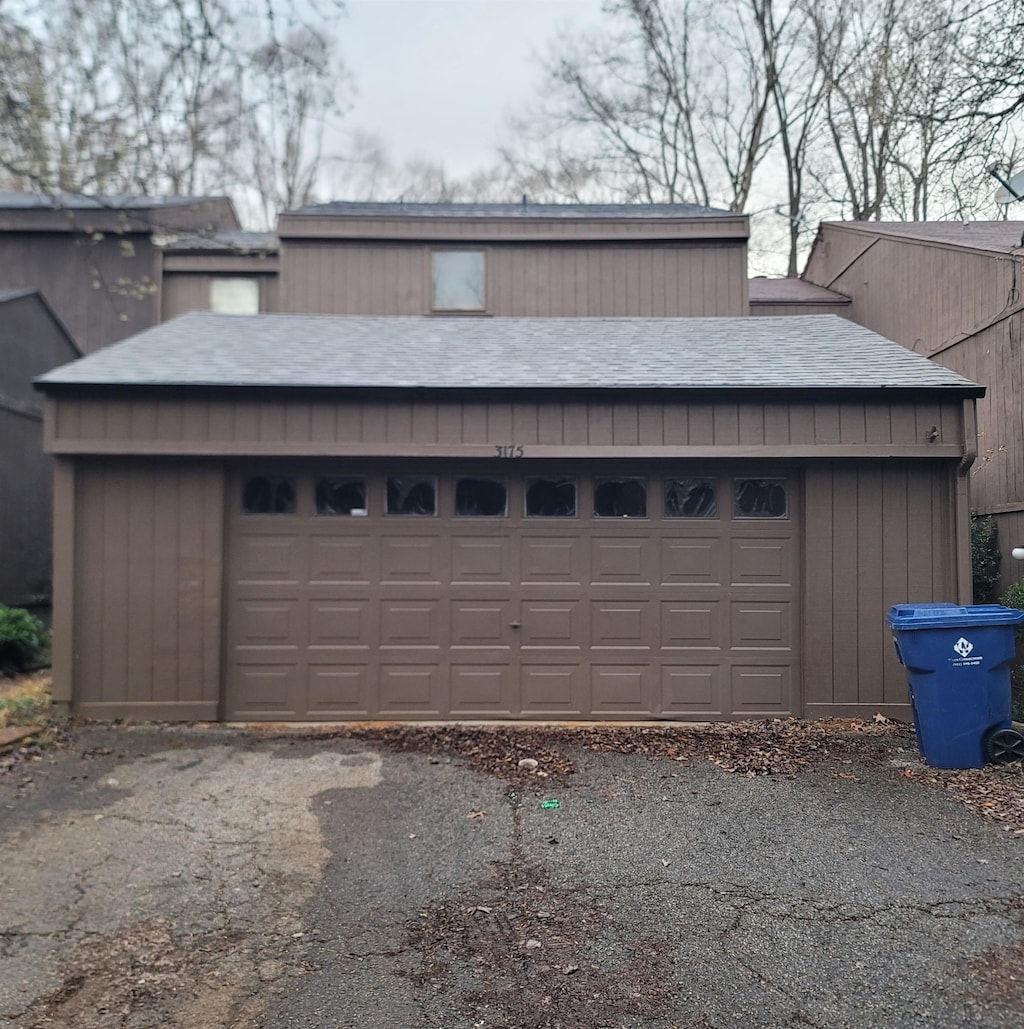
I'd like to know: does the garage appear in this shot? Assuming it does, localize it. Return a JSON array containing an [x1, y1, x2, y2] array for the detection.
[[38, 312, 981, 723], [225, 463, 796, 720]]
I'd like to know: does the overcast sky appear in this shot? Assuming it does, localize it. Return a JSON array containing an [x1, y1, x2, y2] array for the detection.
[[342, 0, 606, 176]]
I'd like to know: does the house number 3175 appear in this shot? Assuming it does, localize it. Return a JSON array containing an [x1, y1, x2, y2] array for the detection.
[[495, 444, 525, 458]]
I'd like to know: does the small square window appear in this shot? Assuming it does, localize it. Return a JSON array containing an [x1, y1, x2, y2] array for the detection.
[[243, 475, 296, 514], [594, 478, 647, 517], [455, 476, 507, 517], [525, 477, 576, 517], [210, 278, 260, 315], [316, 477, 367, 516], [734, 478, 788, 518], [386, 476, 437, 516], [665, 478, 718, 518], [432, 250, 485, 311]]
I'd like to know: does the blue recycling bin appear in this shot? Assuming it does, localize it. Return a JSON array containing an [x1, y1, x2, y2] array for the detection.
[[885, 603, 1024, 769]]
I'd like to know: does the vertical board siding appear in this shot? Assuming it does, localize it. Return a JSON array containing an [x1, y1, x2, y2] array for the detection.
[[803, 460, 959, 713], [73, 459, 224, 716], [51, 396, 967, 453], [279, 242, 748, 317]]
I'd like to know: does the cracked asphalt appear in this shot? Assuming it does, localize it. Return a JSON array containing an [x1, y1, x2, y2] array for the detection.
[[1, 724, 1022, 1028]]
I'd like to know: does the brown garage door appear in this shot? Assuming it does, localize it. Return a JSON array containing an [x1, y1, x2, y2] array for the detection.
[[224, 464, 797, 721]]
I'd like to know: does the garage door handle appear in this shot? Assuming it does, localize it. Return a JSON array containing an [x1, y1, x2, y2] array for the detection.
[[510, 620, 521, 628]]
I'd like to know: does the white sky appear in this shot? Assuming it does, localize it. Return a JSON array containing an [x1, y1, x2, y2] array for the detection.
[[341, 0, 607, 177]]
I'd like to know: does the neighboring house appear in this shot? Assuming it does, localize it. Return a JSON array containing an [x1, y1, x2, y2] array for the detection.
[[0, 193, 241, 352], [36, 311, 980, 723], [0, 289, 81, 612], [803, 221, 1024, 587]]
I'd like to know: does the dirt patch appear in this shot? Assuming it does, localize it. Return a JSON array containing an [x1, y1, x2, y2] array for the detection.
[[959, 896, 1024, 1009], [406, 856, 679, 1029]]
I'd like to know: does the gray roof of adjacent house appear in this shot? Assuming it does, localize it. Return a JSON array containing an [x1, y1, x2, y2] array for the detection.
[[37, 313, 983, 394], [286, 201, 730, 220], [749, 277, 850, 305], [821, 220, 1024, 255], [0, 192, 228, 211], [158, 230, 279, 253]]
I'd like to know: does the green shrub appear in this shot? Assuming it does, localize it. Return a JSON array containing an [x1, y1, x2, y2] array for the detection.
[[971, 514, 1000, 603], [999, 582, 1024, 721], [0, 606, 47, 676]]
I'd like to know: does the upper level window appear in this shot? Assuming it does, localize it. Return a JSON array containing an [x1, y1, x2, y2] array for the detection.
[[210, 278, 260, 314], [432, 251, 485, 311]]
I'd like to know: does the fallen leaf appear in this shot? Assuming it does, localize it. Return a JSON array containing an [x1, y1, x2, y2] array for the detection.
[[467, 810, 487, 819]]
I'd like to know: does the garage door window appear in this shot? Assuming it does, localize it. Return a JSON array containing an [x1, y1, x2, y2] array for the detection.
[[665, 478, 717, 518], [734, 478, 787, 518], [242, 475, 296, 514], [455, 476, 507, 516], [386, 476, 437, 515], [316, 476, 367, 516], [594, 477, 647, 517], [525, 477, 576, 517]]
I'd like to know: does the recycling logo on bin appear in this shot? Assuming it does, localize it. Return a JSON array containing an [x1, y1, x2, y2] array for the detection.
[[950, 636, 982, 666]]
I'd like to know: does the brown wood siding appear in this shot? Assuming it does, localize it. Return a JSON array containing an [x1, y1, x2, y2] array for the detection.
[[803, 459, 959, 718], [161, 271, 280, 320], [46, 395, 967, 458], [0, 233, 161, 352], [276, 213, 749, 243], [69, 459, 224, 720], [278, 242, 748, 317], [804, 229, 1017, 357]]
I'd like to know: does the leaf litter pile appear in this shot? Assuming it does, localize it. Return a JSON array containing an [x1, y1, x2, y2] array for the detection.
[[294, 715, 1024, 830]]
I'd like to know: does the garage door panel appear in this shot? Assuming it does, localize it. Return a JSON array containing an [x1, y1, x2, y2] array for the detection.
[[520, 600, 583, 649], [590, 664, 654, 716], [380, 600, 442, 648], [521, 537, 584, 584], [661, 536, 727, 585], [234, 534, 303, 583], [450, 599, 513, 648], [307, 663, 372, 716], [661, 600, 725, 650], [591, 600, 652, 648], [730, 601, 792, 651], [452, 536, 515, 584], [731, 537, 793, 586], [309, 535, 374, 584], [591, 537, 654, 584], [378, 663, 445, 715], [380, 536, 445, 583], [661, 664, 726, 715], [235, 599, 302, 645], [231, 662, 303, 716], [450, 664, 514, 715], [520, 663, 585, 715], [308, 600, 368, 648], [731, 664, 792, 714]]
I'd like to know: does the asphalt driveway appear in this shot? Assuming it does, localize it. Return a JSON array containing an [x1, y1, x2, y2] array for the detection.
[[1, 721, 1022, 1028]]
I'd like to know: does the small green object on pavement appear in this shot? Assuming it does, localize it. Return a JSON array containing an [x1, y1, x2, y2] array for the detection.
[[540, 799, 560, 809]]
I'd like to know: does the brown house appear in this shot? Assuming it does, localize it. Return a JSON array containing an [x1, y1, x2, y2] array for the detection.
[[37, 311, 981, 723], [749, 276, 850, 317], [276, 202, 751, 317], [0, 289, 81, 611], [0, 193, 241, 353], [803, 221, 1024, 587]]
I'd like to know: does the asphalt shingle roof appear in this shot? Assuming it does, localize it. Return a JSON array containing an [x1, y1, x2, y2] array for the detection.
[[158, 230, 278, 253], [286, 201, 730, 220], [0, 191, 227, 211], [36, 313, 982, 394], [822, 220, 1024, 255], [749, 278, 850, 304]]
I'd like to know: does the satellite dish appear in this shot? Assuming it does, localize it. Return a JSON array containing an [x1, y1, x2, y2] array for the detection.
[[989, 164, 1024, 204]]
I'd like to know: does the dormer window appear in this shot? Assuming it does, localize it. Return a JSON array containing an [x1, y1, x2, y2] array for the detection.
[[431, 250, 485, 311]]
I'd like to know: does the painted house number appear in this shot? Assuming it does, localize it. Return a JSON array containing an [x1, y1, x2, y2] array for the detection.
[[495, 444, 525, 458]]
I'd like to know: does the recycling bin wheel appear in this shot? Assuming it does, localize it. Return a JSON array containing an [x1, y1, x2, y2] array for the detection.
[[986, 728, 1024, 764]]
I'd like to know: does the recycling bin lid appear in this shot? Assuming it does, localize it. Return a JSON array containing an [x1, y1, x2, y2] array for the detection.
[[885, 603, 1024, 629]]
